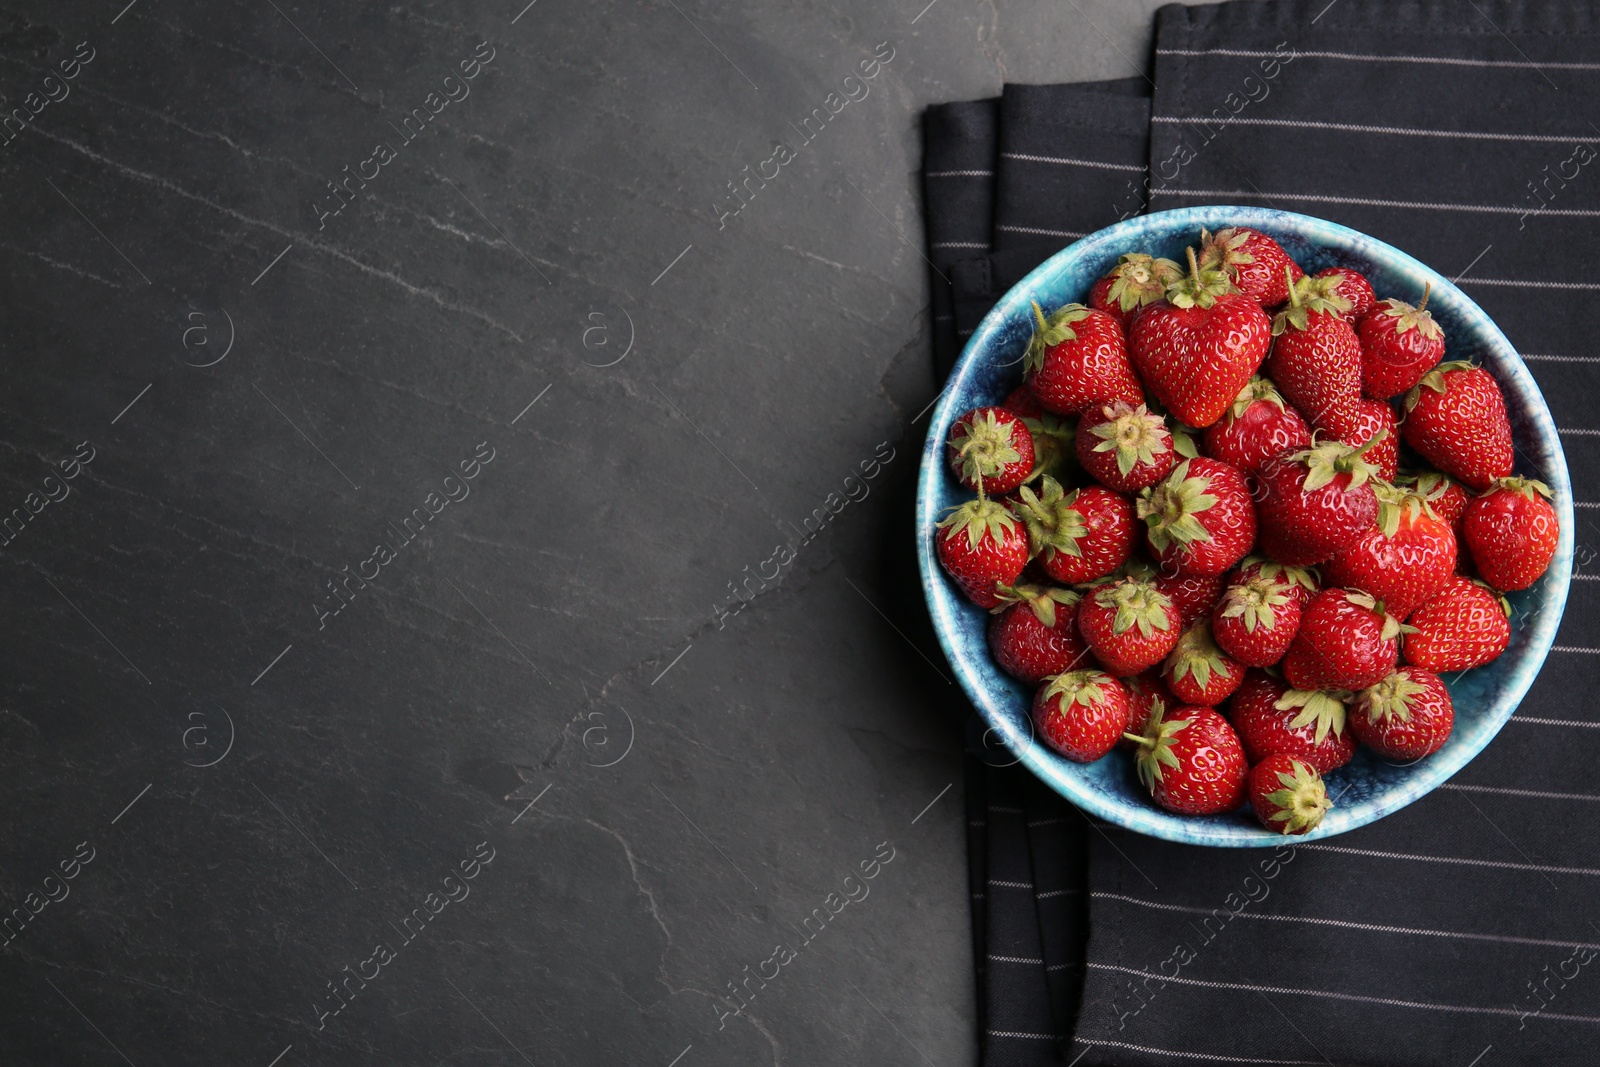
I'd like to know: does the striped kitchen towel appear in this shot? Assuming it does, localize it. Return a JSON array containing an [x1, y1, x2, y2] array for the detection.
[[923, 2, 1600, 1064]]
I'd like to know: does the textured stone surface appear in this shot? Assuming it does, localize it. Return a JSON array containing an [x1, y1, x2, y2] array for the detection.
[[0, 1, 1182, 1063]]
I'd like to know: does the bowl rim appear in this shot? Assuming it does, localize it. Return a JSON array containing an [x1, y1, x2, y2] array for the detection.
[[915, 205, 1575, 847]]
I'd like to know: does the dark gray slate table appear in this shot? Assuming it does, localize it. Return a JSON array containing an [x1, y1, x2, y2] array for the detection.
[[0, 1, 1190, 1063]]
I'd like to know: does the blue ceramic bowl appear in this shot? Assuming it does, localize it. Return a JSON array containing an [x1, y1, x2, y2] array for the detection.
[[916, 206, 1574, 846]]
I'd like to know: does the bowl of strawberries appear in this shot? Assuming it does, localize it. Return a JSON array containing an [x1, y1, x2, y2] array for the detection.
[[917, 206, 1573, 846]]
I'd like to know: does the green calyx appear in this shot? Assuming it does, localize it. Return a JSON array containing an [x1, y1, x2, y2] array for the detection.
[[1243, 555, 1319, 598], [1138, 459, 1219, 551], [1357, 669, 1427, 726], [1220, 575, 1291, 634], [1272, 268, 1353, 335], [937, 497, 1018, 552], [1107, 253, 1184, 312], [1292, 437, 1381, 492], [1197, 227, 1254, 274], [1273, 687, 1351, 744], [1165, 622, 1231, 691], [1015, 476, 1089, 558], [1405, 360, 1478, 410], [1088, 401, 1172, 478], [1375, 282, 1442, 340], [1093, 579, 1175, 638], [1226, 376, 1287, 421], [1128, 698, 1188, 792], [1262, 759, 1332, 835], [1399, 469, 1456, 505], [1040, 668, 1114, 711], [1373, 480, 1434, 539], [1342, 590, 1413, 642], [1491, 475, 1553, 501], [950, 409, 1024, 486], [1165, 245, 1238, 310], [992, 582, 1081, 627], [1024, 300, 1093, 376]]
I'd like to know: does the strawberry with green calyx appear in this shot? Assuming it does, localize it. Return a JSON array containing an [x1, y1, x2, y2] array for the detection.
[[947, 406, 1036, 495], [1249, 755, 1332, 835], [1137, 457, 1257, 578], [1399, 470, 1468, 533], [1255, 438, 1382, 565], [936, 491, 1029, 609], [1023, 300, 1144, 416], [1162, 621, 1246, 705], [1122, 671, 1178, 749], [1077, 577, 1182, 676], [988, 585, 1088, 685], [1198, 226, 1304, 307], [1266, 267, 1363, 437], [1312, 267, 1376, 320], [1326, 482, 1457, 619], [1126, 701, 1248, 815], [1350, 667, 1454, 760], [1033, 669, 1131, 762], [1076, 401, 1176, 493], [1212, 572, 1301, 667], [1015, 478, 1135, 585], [1401, 361, 1514, 490], [1088, 253, 1184, 324], [1405, 575, 1511, 671], [1359, 284, 1445, 398], [1284, 589, 1410, 692], [1232, 555, 1320, 610], [1129, 247, 1272, 428], [1227, 671, 1355, 771], [1462, 477, 1559, 591], [1335, 399, 1398, 482], [1202, 376, 1312, 474], [1155, 570, 1227, 629]]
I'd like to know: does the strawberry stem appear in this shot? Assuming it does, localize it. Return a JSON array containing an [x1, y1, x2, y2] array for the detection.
[[1123, 731, 1153, 745], [1186, 246, 1201, 287], [1031, 299, 1049, 332], [1285, 265, 1301, 308], [1417, 281, 1432, 314]]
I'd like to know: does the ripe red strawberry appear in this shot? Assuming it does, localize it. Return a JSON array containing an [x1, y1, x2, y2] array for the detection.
[[1077, 577, 1182, 676], [1198, 226, 1303, 307], [1350, 668, 1454, 760], [1202, 376, 1312, 474], [988, 585, 1088, 684], [1122, 671, 1177, 748], [1249, 755, 1332, 835], [1227, 671, 1355, 772], [1335, 398, 1398, 482], [1405, 576, 1511, 670], [1088, 253, 1183, 324], [1033, 669, 1130, 762], [1313, 267, 1376, 320], [1162, 622, 1245, 705], [1401, 362, 1514, 490], [1015, 478, 1135, 585], [1001, 384, 1045, 418], [1265, 271, 1362, 436], [1128, 248, 1272, 428], [1284, 589, 1406, 691], [1359, 286, 1445, 398], [936, 497, 1028, 608], [1137, 458, 1257, 578], [1129, 703, 1248, 815], [1076, 401, 1177, 493], [1155, 570, 1227, 629], [1401, 470, 1469, 533], [1232, 555, 1320, 610], [1213, 573, 1301, 666], [947, 406, 1036, 495], [1325, 484, 1457, 619], [1462, 477, 1559, 591], [1255, 440, 1381, 565], [1024, 301, 1144, 416]]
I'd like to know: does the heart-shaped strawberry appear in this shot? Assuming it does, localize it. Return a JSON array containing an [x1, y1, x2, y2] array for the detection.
[[1129, 248, 1272, 428]]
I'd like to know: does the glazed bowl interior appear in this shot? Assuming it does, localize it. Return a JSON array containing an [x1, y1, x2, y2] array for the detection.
[[915, 206, 1574, 846]]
